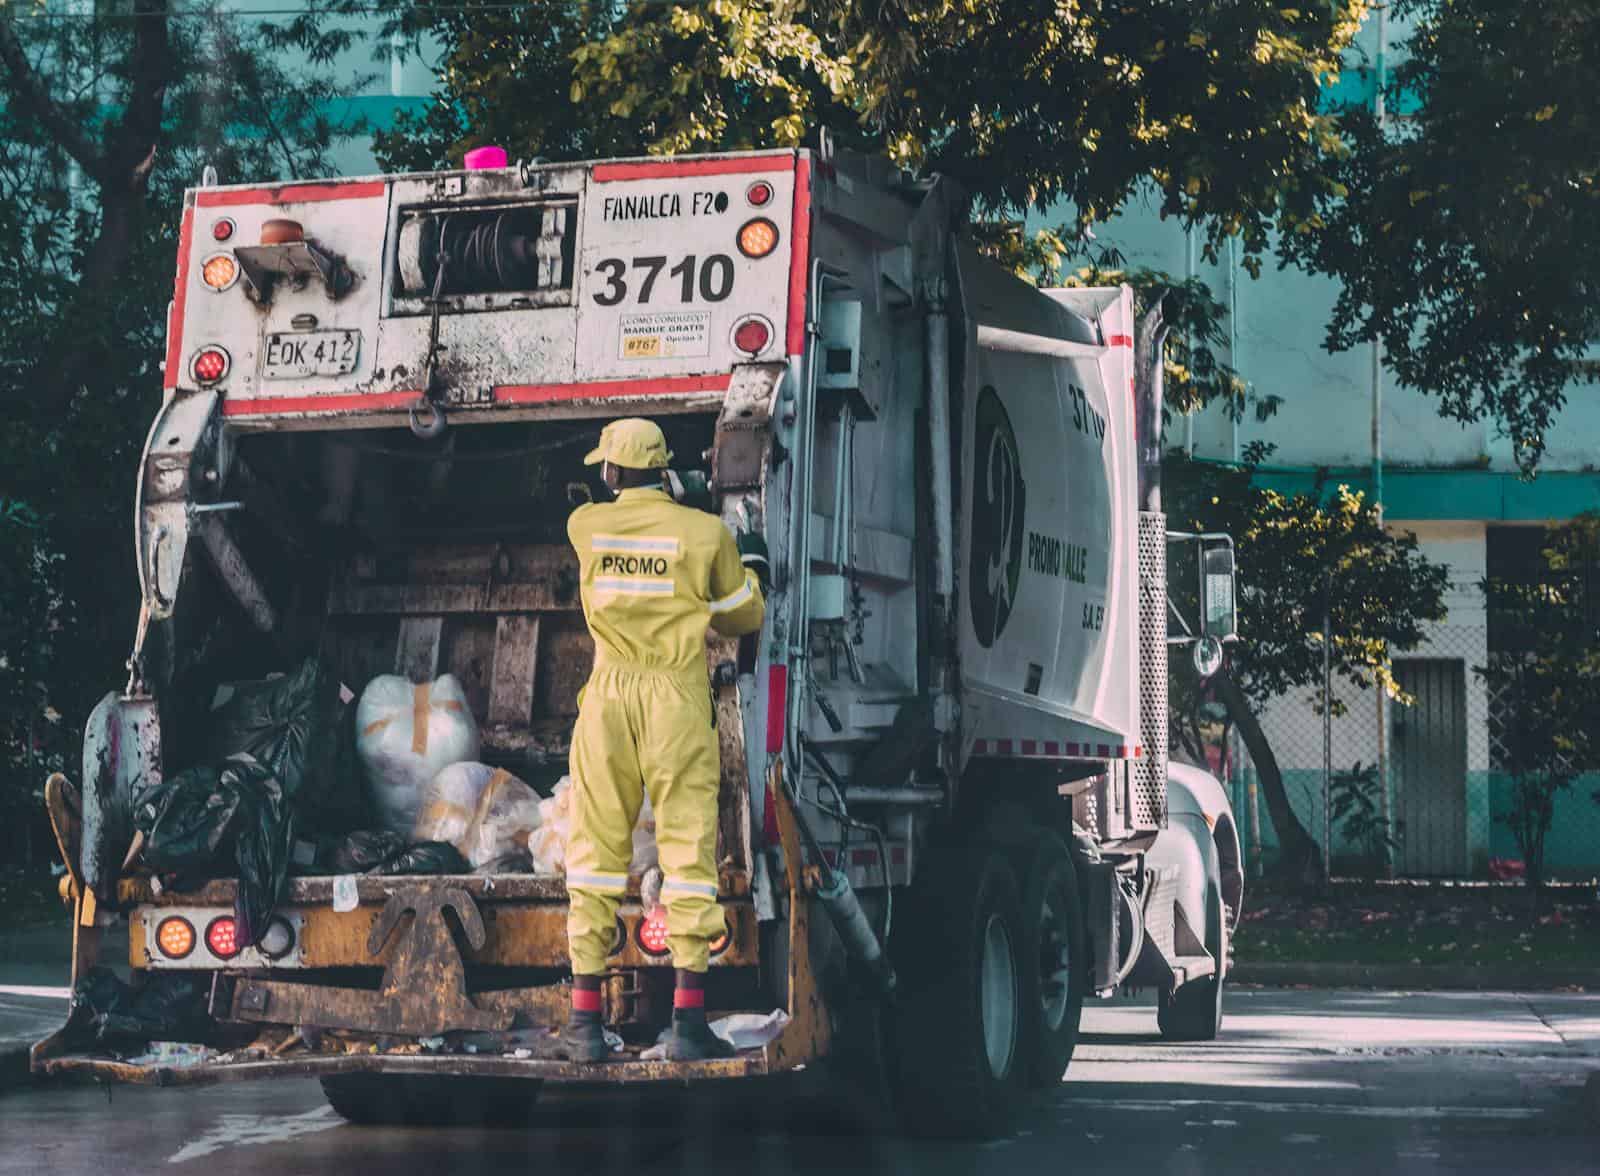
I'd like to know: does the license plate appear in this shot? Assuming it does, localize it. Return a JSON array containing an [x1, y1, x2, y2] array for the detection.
[[263, 330, 360, 379]]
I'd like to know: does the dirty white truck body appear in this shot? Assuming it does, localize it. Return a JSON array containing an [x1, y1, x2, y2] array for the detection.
[[39, 146, 1242, 1131]]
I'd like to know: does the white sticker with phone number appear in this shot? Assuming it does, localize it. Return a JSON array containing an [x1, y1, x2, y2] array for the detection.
[[619, 310, 711, 359]]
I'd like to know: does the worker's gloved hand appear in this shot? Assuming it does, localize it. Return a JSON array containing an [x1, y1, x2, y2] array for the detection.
[[737, 531, 770, 588]]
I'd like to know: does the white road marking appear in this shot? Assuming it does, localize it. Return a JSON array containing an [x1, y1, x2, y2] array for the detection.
[[168, 1106, 342, 1165], [1059, 1096, 1541, 1121], [0, 984, 71, 999]]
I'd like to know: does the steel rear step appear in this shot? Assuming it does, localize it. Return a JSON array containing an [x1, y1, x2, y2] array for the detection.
[[32, 1040, 776, 1087]]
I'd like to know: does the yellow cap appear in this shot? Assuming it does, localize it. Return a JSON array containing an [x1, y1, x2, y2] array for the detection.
[[583, 418, 672, 470]]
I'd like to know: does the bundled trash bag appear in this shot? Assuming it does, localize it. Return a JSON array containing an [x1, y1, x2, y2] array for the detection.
[[355, 675, 480, 836], [133, 754, 293, 948], [369, 840, 470, 876], [414, 763, 541, 870], [207, 659, 366, 834], [65, 967, 209, 1048], [311, 829, 409, 874]]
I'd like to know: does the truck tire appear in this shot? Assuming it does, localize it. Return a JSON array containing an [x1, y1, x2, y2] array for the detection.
[[889, 846, 1026, 1138], [1018, 833, 1085, 1086], [320, 1075, 541, 1126], [1156, 855, 1227, 1042]]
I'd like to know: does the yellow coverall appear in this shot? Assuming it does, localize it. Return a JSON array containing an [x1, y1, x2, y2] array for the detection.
[[566, 486, 765, 974]]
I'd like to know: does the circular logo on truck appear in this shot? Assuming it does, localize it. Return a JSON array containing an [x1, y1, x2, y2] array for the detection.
[[969, 384, 1027, 648]]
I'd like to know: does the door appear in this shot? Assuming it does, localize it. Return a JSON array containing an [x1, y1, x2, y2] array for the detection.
[[1392, 659, 1469, 876]]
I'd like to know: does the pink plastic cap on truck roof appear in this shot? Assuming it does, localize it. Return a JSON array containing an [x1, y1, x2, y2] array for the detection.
[[463, 145, 508, 170]]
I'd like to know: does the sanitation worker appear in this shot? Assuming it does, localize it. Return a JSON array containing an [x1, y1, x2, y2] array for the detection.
[[558, 418, 767, 1062]]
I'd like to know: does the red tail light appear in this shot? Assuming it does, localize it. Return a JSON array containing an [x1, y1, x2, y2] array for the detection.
[[745, 180, 774, 208], [636, 906, 671, 957], [732, 315, 773, 356], [211, 218, 235, 242], [191, 346, 230, 384], [205, 915, 241, 959]]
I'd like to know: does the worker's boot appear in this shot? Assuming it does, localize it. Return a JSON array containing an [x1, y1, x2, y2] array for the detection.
[[557, 981, 608, 1062], [666, 970, 734, 1061], [556, 1016, 608, 1062], [667, 1009, 736, 1060]]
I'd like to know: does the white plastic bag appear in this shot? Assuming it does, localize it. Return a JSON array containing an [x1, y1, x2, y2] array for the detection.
[[414, 762, 542, 870], [527, 777, 572, 875], [525, 775, 658, 876], [355, 674, 480, 835]]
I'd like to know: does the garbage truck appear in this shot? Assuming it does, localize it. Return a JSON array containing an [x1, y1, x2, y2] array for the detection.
[[34, 140, 1244, 1137]]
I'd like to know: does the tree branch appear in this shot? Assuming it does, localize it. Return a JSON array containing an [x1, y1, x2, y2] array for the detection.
[[104, 0, 172, 189], [0, 19, 108, 182]]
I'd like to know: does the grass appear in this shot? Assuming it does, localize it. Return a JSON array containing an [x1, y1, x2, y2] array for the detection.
[[1235, 879, 1600, 969]]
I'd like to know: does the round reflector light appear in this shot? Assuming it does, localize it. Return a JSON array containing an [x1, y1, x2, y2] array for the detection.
[[191, 346, 230, 385], [731, 315, 773, 356], [260, 218, 304, 245], [637, 906, 671, 957], [737, 217, 780, 259], [155, 916, 196, 960], [708, 917, 734, 957], [201, 253, 238, 291], [211, 218, 235, 242], [745, 180, 774, 208], [257, 917, 295, 960], [205, 915, 241, 959]]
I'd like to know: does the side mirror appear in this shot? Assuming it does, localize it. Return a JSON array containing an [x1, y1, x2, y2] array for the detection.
[[1201, 542, 1236, 640]]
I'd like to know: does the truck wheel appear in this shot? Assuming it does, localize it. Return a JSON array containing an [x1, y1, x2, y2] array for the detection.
[[890, 847, 1026, 1138], [1019, 833, 1085, 1086], [1156, 858, 1227, 1042], [320, 1075, 542, 1126]]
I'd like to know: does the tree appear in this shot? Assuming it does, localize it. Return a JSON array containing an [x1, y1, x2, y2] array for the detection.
[[1280, 0, 1600, 470], [0, 2, 370, 835], [384, 0, 1365, 267], [1478, 514, 1600, 897], [1164, 455, 1449, 880]]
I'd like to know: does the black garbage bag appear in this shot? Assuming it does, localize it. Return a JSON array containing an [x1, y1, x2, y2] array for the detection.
[[305, 829, 409, 874], [133, 754, 294, 948], [369, 840, 470, 876], [206, 658, 366, 834], [65, 967, 208, 1048]]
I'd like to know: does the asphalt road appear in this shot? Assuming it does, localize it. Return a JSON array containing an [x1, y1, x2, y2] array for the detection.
[[2, 988, 1596, 1175]]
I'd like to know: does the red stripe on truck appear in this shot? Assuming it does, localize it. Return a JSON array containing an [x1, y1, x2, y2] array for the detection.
[[787, 158, 812, 356], [164, 206, 196, 391], [223, 391, 422, 417], [195, 180, 387, 208], [1107, 334, 1134, 348], [591, 155, 794, 182], [496, 374, 731, 404], [220, 375, 734, 417]]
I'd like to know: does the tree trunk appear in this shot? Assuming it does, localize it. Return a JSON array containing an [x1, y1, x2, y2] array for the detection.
[[1214, 669, 1323, 883]]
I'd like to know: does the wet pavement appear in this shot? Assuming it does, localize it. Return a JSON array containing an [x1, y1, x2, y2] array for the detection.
[[2, 987, 1596, 1174]]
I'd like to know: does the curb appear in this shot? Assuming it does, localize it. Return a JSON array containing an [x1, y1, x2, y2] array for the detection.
[[1232, 961, 1599, 990]]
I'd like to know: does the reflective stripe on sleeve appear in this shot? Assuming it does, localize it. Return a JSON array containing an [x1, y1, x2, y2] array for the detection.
[[591, 534, 681, 556], [660, 878, 720, 899], [594, 576, 675, 596], [708, 571, 756, 615], [566, 870, 630, 895]]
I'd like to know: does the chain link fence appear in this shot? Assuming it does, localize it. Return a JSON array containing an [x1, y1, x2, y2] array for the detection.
[[1224, 622, 1600, 880]]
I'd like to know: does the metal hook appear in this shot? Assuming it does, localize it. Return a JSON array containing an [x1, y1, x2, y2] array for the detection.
[[409, 397, 447, 440]]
